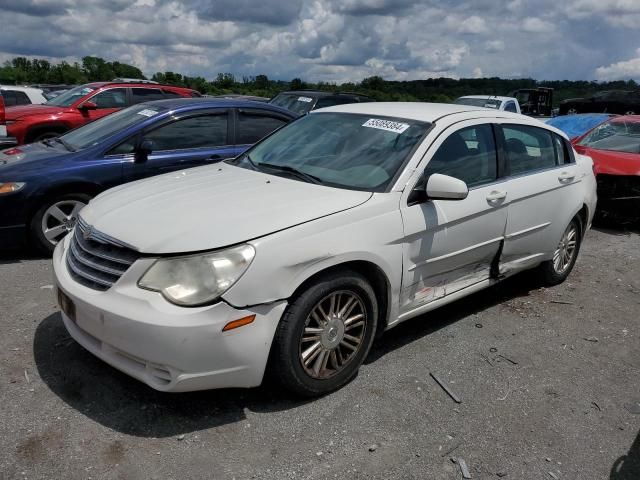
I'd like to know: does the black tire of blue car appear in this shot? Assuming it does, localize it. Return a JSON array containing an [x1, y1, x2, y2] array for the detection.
[[536, 216, 583, 286], [270, 270, 378, 397], [30, 193, 92, 255]]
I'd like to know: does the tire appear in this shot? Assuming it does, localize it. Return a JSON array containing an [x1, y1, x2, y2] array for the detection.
[[270, 270, 378, 397], [30, 193, 91, 255], [536, 216, 582, 286]]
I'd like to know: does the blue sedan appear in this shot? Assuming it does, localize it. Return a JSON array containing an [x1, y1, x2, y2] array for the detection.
[[0, 98, 296, 252]]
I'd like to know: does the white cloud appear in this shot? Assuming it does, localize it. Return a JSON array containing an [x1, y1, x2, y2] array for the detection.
[[485, 40, 505, 53], [472, 67, 483, 78], [458, 15, 488, 34], [595, 49, 640, 80], [522, 17, 554, 33]]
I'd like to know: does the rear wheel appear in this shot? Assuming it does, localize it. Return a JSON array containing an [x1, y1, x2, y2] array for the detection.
[[30, 193, 90, 254], [537, 217, 582, 286], [270, 270, 378, 397]]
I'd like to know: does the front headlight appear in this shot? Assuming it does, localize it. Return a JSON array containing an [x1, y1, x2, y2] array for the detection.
[[0, 182, 25, 195], [138, 244, 255, 306]]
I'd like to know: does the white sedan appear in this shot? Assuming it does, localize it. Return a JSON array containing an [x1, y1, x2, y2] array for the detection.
[[53, 102, 597, 396]]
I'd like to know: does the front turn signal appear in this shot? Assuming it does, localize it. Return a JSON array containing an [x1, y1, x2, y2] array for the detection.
[[222, 315, 256, 332]]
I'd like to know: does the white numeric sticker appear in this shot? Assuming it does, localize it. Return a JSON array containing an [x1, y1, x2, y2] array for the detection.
[[362, 118, 410, 134], [137, 109, 158, 117]]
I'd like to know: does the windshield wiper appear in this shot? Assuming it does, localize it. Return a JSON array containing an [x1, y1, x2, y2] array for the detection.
[[53, 137, 76, 152], [257, 162, 323, 185]]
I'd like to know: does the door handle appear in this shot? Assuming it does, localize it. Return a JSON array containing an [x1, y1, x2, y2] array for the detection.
[[558, 171, 575, 182], [486, 190, 507, 202]]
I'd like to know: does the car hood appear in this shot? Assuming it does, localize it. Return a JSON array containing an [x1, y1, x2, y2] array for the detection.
[[0, 141, 72, 170], [80, 164, 373, 254], [577, 146, 640, 176], [5, 104, 70, 120]]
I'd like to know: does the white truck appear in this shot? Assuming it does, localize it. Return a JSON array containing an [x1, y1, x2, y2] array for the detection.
[[454, 95, 521, 114]]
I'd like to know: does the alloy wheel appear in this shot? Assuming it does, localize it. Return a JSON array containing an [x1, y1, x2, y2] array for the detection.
[[553, 223, 578, 274], [41, 200, 85, 246], [299, 290, 367, 380]]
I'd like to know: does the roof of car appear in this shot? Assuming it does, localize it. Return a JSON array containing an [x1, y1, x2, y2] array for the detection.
[[314, 102, 500, 122], [140, 98, 297, 116], [458, 95, 515, 102], [0, 85, 44, 93], [276, 90, 371, 98], [315, 101, 565, 133], [83, 81, 194, 90]]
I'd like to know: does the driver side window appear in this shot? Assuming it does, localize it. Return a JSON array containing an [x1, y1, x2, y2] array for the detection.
[[423, 124, 498, 188]]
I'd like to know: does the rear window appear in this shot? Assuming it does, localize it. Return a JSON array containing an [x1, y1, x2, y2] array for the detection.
[[269, 93, 316, 115], [131, 88, 166, 104]]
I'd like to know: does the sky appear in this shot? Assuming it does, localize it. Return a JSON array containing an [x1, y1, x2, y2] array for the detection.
[[1, 0, 640, 83]]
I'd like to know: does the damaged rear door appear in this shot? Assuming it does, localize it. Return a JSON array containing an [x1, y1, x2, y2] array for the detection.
[[399, 120, 508, 314], [497, 123, 582, 274]]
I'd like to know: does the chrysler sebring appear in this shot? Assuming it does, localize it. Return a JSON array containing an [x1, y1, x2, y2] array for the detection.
[[53, 103, 597, 396]]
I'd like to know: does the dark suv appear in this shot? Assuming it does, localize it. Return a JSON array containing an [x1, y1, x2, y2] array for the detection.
[[269, 90, 373, 115], [0, 80, 200, 146]]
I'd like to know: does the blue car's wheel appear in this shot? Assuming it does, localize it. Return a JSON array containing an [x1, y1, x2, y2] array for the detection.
[[30, 193, 91, 254]]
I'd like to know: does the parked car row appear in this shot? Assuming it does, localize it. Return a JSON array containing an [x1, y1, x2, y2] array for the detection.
[[0, 98, 296, 252], [0, 80, 201, 147]]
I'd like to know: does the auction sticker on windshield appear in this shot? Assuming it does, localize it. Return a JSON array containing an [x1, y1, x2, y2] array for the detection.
[[297, 96, 313, 103], [137, 109, 158, 117], [362, 118, 410, 134]]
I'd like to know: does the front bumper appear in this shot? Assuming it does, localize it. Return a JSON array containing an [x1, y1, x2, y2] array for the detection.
[[53, 237, 287, 392]]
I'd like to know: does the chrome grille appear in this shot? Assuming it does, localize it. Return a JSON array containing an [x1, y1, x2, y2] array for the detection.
[[66, 218, 140, 291]]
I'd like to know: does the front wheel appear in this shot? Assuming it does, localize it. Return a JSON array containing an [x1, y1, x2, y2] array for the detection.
[[30, 193, 91, 254], [270, 270, 378, 397], [537, 217, 582, 286]]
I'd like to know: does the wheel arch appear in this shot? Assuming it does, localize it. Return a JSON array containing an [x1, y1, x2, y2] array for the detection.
[[27, 181, 102, 222], [287, 259, 392, 337], [25, 122, 71, 143]]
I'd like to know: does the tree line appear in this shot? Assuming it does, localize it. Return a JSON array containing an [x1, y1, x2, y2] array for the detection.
[[1, 55, 638, 105]]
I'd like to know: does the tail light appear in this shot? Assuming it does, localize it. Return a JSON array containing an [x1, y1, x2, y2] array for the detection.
[[0, 94, 5, 125]]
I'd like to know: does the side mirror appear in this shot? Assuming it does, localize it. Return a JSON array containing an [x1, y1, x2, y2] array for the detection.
[[79, 101, 97, 111], [134, 138, 154, 163], [425, 173, 468, 200]]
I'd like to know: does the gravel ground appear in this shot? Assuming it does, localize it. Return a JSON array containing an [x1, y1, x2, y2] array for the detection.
[[1, 226, 638, 480]]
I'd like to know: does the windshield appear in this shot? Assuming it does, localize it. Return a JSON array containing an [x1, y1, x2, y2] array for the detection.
[[454, 97, 502, 109], [60, 104, 166, 151], [229, 112, 430, 192], [269, 93, 316, 115], [578, 120, 640, 154], [45, 85, 96, 107]]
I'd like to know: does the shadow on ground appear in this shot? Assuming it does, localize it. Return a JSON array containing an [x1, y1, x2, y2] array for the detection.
[[367, 271, 538, 363], [34, 271, 541, 438], [611, 429, 640, 480], [0, 247, 46, 265], [34, 312, 314, 437]]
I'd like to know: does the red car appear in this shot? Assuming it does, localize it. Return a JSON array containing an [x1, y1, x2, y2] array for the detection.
[[0, 80, 200, 146], [573, 115, 640, 220]]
